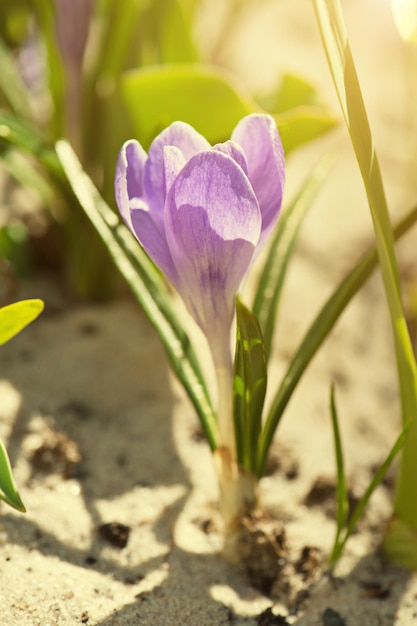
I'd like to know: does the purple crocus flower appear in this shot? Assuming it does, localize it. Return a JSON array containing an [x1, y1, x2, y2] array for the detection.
[[115, 114, 285, 370]]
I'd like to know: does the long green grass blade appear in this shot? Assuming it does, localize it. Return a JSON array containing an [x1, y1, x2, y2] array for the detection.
[[0, 439, 26, 512], [256, 201, 417, 478], [313, 0, 417, 529], [252, 153, 333, 359], [329, 384, 349, 564], [55, 140, 218, 450]]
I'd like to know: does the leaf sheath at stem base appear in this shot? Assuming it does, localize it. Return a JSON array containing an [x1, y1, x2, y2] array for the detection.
[[214, 447, 258, 560]]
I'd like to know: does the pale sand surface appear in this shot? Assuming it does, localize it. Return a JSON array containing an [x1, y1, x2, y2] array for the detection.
[[1, 1, 417, 624]]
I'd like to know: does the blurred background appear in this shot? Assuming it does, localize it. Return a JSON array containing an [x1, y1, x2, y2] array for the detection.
[[0, 0, 415, 312]]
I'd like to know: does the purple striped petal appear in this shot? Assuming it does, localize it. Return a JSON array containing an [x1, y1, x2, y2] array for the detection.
[[143, 121, 211, 227], [165, 151, 261, 359], [213, 140, 248, 175], [232, 114, 285, 246], [115, 140, 147, 231], [130, 207, 179, 285]]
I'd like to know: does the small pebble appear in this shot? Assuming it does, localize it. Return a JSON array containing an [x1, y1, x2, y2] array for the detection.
[[98, 522, 130, 548], [322, 607, 346, 626]]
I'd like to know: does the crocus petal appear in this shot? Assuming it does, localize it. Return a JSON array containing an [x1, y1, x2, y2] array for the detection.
[[115, 140, 147, 231], [163, 146, 186, 198], [213, 140, 248, 176], [165, 151, 261, 360], [143, 121, 211, 227], [232, 114, 285, 246], [130, 206, 179, 286]]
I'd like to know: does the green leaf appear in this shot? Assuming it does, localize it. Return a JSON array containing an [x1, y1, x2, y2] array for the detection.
[[121, 63, 257, 148], [253, 153, 333, 359], [330, 417, 410, 565], [262, 73, 339, 153], [271, 73, 322, 113], [0, 439, 26, 512], [0, 147, 55, 205], [92, 0, 145, 82], [0, 299, 44, 346], [313, 0, 417, 530], [0, 297, 43, 511], [32, 0, 66, 138], [0, 37, 32, 118], [156, 0, 199, 63], [55, 140, 218, 450], [256, 201, 417, 478], [274, 106, 338, 154], [233, 298, 267, 473], [0, 111, 62, 179], [0, 0, 31, 47], [329, 383, 349, 563]]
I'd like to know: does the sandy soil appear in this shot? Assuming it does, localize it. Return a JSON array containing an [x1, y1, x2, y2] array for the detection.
[[1, 1, 417, 624]]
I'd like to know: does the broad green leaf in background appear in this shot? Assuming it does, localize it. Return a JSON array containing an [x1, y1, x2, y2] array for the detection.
[[122, 63, 337, 153], [0, 299, 44, 346], [122, 63, 256, 148], [258, 72, 339, 153], [313, 0, 417, 549], [268, 73, 322, 113], [276, 106, 338, 155], [0, 439, 25, 512], [233, 298, 267, 474], [0, 297, 43, 512]]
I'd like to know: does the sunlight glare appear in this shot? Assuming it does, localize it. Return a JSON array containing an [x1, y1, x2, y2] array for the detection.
[[391, 0, 417, 43]]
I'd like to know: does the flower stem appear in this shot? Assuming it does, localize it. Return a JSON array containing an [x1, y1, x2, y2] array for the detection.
[[212, 348, 257, 538], [215, 363, 236, 464]]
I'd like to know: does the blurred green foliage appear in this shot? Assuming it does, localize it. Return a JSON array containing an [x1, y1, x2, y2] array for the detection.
[[0, 0, 337, 299]]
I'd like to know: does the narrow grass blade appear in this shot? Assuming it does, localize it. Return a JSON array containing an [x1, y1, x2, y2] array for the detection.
[[32, 0, 66, 138], [0, 111, 62, 179], [252, 153, 333, 359], [329, 383, 349, 563], [330, 421, 410, 565], [0, 148, 55, 205], [256, 201, 417, 478], [0, 38, 32, 118], [0, 440, 26, 512], [55, 140, 218, 450], [313, 0, 417, 529], [233, 298, 267, 473]]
